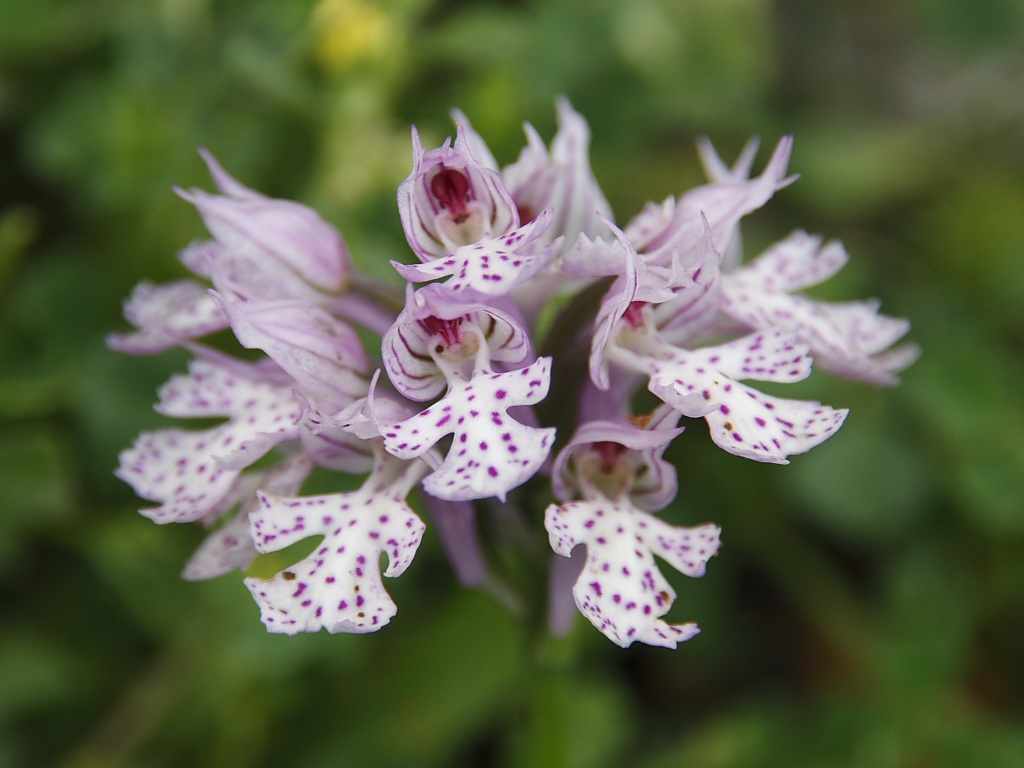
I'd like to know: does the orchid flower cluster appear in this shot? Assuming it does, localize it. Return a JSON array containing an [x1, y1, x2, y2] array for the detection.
[[111, 99, 915, 648]]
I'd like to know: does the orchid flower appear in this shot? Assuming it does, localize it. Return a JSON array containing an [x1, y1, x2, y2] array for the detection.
[[545, 410, 720, 647], [398, 124, 519, 261], [245, 445, 427, 634], [112, 100, 913, 647]]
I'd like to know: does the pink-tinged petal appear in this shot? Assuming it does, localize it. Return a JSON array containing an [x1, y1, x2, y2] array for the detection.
[[155, 357, 303, 471], [382, 358, 556, 502], [206, 240, 335, 305], [183, 342, 296, 386], [118, 359, 304, 523], [650, 221, 723, 346], [244, 453, 426, 635], [179, 152, 350, 291], [197, 147, 262, 199], [182, 454, 313, 581], [503, 97, 614, 247], [381, 312, 448, 402], [398, 125, 519, 261], [696, 136, 760, 184], [391, 209, 557, 296], [178, 240, 218, 278], [692, 137, 762, 272], [552, 406, 684, 512], [545, 497, 720, 648], [563, 228, 639, 391], [626, 136, 797, 267], [216, 296, 369, 410], [421, 495, 488, 587], [622, 197, 674, 256], [117, 428, 241, 524], [721, 232, 916, 385], [727, 231, 847, 291], [295, 395, 375, 474], [566, 217, 712, 389], [382, 285, 530, 401], [449, 109, 501, 171], [107, 280, 228, 354]]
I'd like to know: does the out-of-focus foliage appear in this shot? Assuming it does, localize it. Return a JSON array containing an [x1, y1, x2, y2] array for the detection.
[[2, 0, 1022, 766]]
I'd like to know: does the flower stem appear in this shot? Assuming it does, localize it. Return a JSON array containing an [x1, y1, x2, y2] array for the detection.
[[523, 632, 575, 768]]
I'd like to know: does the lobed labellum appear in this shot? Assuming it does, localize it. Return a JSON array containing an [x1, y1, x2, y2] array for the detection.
[[545, 496, 721, 648], [382, 357, 556, 501], [726, 230, 848, 293], [245, 455, 426, 635], [117, 359, 303, 523], [637, 330, 847, 463]]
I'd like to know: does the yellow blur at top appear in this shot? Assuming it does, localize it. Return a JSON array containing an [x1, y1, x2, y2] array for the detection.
[[313, 0, 394, 71]]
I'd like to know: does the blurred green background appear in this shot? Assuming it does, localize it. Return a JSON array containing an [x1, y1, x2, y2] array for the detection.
[[2, 0, 1023, 766]]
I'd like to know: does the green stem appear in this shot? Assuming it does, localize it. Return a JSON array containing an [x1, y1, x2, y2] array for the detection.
[[524, 632, 576, 768]]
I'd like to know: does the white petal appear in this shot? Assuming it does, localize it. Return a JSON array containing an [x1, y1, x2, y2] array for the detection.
[[728, 231, 847, 292], [545, 497, 719, 648], [107, 280, 227, 354], [118, 359, 302, 523], [117, 428, 241, 524], [156, 358, 303, 470], [392, 210, 555, 296], [722, 233, 916, 385], [244, 455, 426, 634], [382, 358, 555, 501], [182, 454, 314, 580], [616, 329, 847, 463]]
